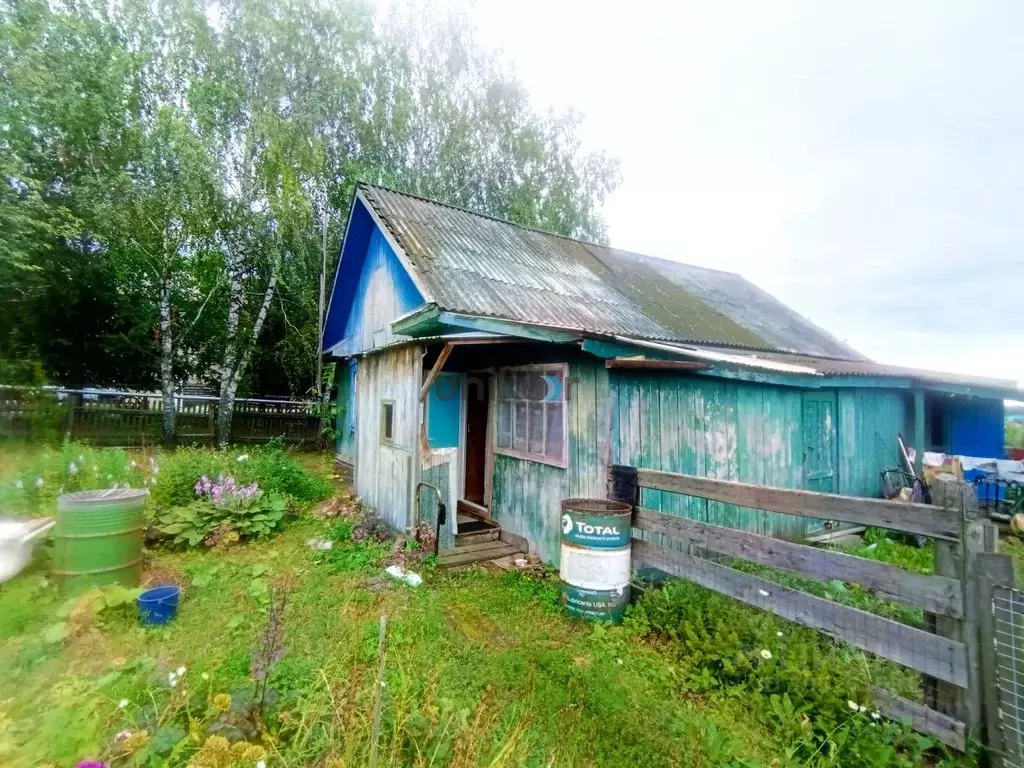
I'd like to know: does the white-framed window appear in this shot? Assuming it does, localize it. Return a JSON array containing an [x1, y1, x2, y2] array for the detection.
[[494, 364, 567, 468]]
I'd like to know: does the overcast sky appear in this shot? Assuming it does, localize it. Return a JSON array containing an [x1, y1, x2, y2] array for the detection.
[[463, 0, 1023, 386]]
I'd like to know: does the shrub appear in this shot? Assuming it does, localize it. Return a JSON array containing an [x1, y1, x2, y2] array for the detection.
[[150, 443, 332, 510], [626, 581, 944, 767], [154, 476, 288, 548], [0, 442, 153, 515]]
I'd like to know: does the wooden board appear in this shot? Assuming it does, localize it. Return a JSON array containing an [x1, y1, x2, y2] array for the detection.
[[869, 686, 965, 751], [633, 508, 963, 618], [632, 539, 968, 687], [632, 468, 960, 540]]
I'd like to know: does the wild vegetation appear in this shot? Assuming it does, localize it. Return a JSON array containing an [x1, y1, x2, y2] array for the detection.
[[0, 444, 986, 767], [0, 0, 620, 442]]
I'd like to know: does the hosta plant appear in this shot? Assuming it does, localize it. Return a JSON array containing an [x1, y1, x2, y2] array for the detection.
[[154, 475, 287, 548]]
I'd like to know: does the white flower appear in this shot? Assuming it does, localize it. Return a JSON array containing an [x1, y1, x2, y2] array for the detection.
[[68, 462, 78, 476], [760, 649, 772, 660], [776, 631, 783, 637], [168, 671, 177, 684], [236, 454, 249, 462], [871, 711, 881, 720], [848, 700, 859, 712], [256, 761, 266, 768], [202, 672, 210, 681], [169, 679, 178, 688], [859, 704, 867, 713], [616, 658, 623, 665], [118, 699, 128, 709], [176, 666, 186, 676], [34, 477, 44, 488], [130, 460, 137, 468]]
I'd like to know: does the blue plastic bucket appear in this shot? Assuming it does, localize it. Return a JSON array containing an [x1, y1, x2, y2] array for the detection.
[[137, 585, 181, 625]]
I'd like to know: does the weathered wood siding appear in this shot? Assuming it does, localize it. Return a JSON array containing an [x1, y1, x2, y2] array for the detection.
[[354, 345, 422, 531], [610, 372, 909, 541], [838, 389, 909, 498], [490, 362, 609, 564], [420, 450, 458, 549], [334, 227, 424, 357]]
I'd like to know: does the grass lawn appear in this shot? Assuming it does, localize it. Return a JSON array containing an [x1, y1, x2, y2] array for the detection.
[[0, 443, 782, 768], [0, 442, 983, 767]]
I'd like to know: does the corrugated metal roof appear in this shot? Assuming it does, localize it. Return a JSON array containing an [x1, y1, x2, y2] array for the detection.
[[639, 339, 1021, 391], [360, 184, 864, 360]]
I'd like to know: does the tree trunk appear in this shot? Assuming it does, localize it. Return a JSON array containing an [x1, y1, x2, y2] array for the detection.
[[159, 271, 176, 446], [217, 253, 281, 449], [315, 211, 328, 397], [216, 248, 245, 449]]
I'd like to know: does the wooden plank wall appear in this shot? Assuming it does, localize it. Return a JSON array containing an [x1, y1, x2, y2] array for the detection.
[[490, 362, 609, 564], [419, 451, 456, 549], [354, 344, 422, 531], [609, 372, 909, 541], [838, 389, 909, 498]]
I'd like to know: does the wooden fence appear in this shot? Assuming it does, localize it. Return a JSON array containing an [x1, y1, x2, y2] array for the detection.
[[609, 464, 1018, 759], [0, 387, 324, 447]]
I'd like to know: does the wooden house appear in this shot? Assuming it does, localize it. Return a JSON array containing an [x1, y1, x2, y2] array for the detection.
[[322, 184, 1021, 563]]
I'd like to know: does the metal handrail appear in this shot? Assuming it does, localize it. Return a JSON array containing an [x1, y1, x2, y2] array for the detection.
[[415, 482, 447, 555]]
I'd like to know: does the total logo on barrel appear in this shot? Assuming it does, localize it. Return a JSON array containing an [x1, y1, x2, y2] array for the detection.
[[560, 510, 631, 549]]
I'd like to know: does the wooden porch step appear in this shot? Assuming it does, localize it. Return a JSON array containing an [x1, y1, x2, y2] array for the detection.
[[457, 499, 491, 520], [437, 540, 521, 568], [455, 527, 499, 547]]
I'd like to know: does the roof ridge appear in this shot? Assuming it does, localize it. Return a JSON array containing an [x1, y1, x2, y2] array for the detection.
[[357, 181, 610, 249], [359, 181, 753, 281]]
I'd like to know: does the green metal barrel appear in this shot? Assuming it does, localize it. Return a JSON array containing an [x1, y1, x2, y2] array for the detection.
[[54, 489, 148, 593], [559, 498, 632, 623]]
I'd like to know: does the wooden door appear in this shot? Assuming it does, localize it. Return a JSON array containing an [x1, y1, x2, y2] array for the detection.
[[463, 373, 490, 504], [802, 391, 838, 494]]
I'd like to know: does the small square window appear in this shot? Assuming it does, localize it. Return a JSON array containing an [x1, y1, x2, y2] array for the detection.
[[380, 401, 394, 443]]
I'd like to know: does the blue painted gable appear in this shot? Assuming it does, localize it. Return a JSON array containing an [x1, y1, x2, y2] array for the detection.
[[322, 198, 426, 357]]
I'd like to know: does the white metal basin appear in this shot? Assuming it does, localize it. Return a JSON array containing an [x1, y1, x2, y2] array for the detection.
[[0, 518, 55, 583]]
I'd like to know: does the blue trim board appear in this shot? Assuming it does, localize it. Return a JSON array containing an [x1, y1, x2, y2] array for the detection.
[[322, 198, 425, 357]]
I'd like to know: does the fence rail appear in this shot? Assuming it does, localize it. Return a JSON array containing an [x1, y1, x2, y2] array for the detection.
[[0, 387, 324, 447], [611, 464, 1018, 757]]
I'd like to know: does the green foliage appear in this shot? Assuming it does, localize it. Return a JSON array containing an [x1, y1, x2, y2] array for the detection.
[[154, 495, 286, 548], [149, 444, 332, 510], [626, 581, 947, 767], [1007, 421, 1024, 449], [0, 0, 620, 401], [0, 442, 148, 514]]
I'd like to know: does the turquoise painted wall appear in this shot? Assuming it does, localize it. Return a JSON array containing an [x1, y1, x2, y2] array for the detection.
[[473, 357, 911, 562], [610, 372, 909, 542], [490, 361, 609, 564], [838, 389, 909, 499]]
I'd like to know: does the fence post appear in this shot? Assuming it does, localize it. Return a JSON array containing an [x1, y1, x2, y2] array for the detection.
[[608, 464, 639, 507], [977, 550, 1016, 767], [959, 483, 997, 737], [62, 391, 80, 440], [926, 476, 964, 718]]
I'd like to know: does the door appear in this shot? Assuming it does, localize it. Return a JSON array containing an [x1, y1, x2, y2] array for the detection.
[[802, 391, 838, 493], [802, 391, 838, 536], [464, 373, 490, 504]]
